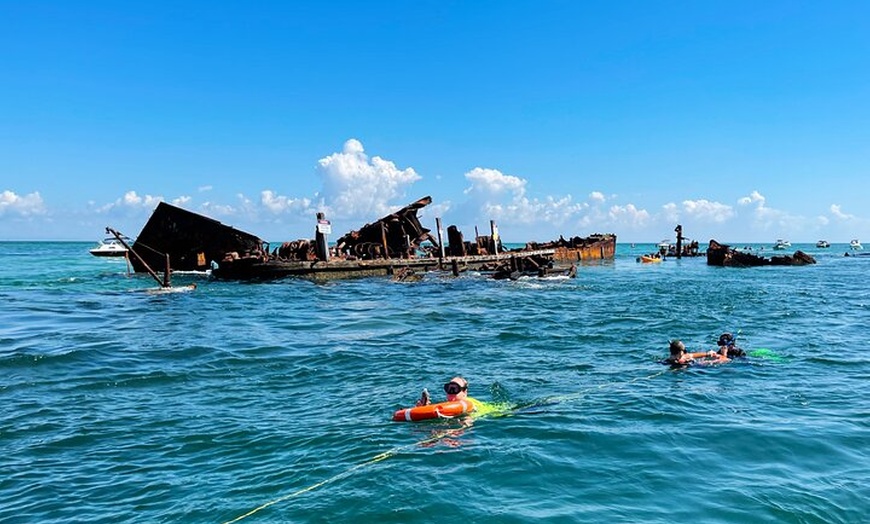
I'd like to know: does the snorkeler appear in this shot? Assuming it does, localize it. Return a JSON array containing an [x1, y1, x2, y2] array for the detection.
[[717, 332, 747, 358], [395, 376, 493, 423], [415, 376, 484, 411]]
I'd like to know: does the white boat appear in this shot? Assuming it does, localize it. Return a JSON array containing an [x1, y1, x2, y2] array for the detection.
[[850, 239, 863, 250], [656, 239, 671, 249], [816, 240, 830, 248], [773, 239, 791, 250], [89, 237, 131, 257]]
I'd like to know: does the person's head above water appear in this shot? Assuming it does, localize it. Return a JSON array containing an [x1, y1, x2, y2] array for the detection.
[[718, 332, 735, 347], [669, 340, 686, 357], [444, 376, 469, 401]]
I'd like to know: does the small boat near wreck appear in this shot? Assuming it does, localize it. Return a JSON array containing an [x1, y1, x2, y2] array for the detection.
[[706, 239, 816, 267], [115, 197, 616, 281], [850, 239, 862, 250], [89, 236, 132, 257], [773, 239, 791, 250], [816, 240, 830, 248]]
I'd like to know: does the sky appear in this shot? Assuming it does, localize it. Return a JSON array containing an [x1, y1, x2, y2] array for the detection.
[[2, 1, 869, 244]]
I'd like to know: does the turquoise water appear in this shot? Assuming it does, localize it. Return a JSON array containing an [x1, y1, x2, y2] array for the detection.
[[1, 242, 867, 523]]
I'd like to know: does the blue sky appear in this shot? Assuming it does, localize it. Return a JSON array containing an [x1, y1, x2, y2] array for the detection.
[[2, 1, 869, 243]]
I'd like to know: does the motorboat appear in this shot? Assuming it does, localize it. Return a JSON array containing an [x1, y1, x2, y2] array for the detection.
[[816, 240, 830, 248], [850, 239, 863, 250], [773, 239, 791, 250], [656, 239, 672, 249], [89, 237, 131, 257]]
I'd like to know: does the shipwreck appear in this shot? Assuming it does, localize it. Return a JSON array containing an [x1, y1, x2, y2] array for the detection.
[[706, 239, 816, 267], [116, 196, 616, 281]]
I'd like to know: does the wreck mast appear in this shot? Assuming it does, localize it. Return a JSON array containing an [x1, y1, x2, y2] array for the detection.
[[106, 227, 170, 288]]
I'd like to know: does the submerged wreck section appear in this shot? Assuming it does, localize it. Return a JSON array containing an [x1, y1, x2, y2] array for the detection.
[[706, 239, 816, 267], [120, 196, 616, 281]]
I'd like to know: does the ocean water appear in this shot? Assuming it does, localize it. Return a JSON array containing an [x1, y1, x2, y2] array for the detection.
[[1, 241, 868, 523]]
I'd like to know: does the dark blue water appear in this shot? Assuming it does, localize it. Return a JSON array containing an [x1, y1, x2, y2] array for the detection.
[[1, 242, 868, 523]]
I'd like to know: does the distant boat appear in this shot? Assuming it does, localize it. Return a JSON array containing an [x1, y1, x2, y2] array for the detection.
[[816, 240, 830, 248], [656, 239, 671, 249], [773, 239, 791, 250], [850, 239, 863, 250], [89, 237, 131, 257]]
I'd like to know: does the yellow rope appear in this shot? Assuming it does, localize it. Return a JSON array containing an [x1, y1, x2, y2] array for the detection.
[[222, 370, 667, 523], [221, 434, 445, 524]]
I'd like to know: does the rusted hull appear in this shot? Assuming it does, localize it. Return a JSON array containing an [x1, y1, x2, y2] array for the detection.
[[517, 234, 617, 264], [212, 250, 557, 281], [552, 240, 616, 263]]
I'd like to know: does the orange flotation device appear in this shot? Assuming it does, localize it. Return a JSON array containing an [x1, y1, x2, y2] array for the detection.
[[392, 399, 475, 422]]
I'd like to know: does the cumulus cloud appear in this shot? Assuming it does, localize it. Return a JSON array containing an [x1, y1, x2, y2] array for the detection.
[[661, 202, 679, 224], [464, 168, 527, 199], [738, 190, 766, 207], [261, 190, 312, 214], [316, 139, 421, 219], [607, 204, 650, 227], [589, 191, 606, 203], [0, 190, 46, 216], [96, 190, 164, 213], [682, 199, 734, 223], [461, 167, 587, 226], [829, 204, 854, 220], [200, 201, 237, 217]]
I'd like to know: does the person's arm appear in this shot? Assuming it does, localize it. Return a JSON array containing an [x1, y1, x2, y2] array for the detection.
[[688, 350, 719, 359], [416, 388, 431, 406]]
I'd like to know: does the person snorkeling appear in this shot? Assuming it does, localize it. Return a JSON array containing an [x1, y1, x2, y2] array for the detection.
[[665, 339, 727, 367], [717, 332, 747, 358], [416, 376, 484, 411]]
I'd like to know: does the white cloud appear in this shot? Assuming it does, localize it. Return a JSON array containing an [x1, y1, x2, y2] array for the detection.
[[738, 190, 766, 207], [200, 201, 237, 217], [316, 138, 421, 219], [198, 185, 213, 192], [589, 191, 606, 203], [261, 190, 312, 214], [607, 204, 651, 227], [461, 168, 588, 226], [682, 199, 734, 223], [464, 167, 527, 198], [661, 202, 679, 223], [172, 196, 192, 206], [0, 190, 46, 216], [829, 204, 853, 220], [96, 190, 164, 213]]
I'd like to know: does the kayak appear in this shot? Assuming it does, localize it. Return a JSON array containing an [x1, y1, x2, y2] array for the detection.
[[639, 255, 661, 263]]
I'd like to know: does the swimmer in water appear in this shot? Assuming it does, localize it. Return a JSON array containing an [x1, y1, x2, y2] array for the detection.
[[665, 340, 727, 367]]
